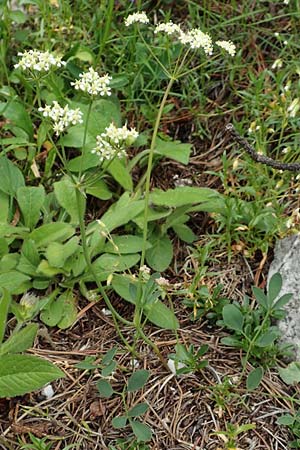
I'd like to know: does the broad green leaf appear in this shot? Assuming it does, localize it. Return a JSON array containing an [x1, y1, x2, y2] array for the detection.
[[29, 222, 75, 248], [144, 301, 179, 330], [40, 295, 64, 327], [155, 138, 191, 165], [57, 291, 77, 329], [145, 235, 173, 271], [220, 336, 241, 347], [54, 177, 82, 224], [107, 158, 133, 191], [0, 191, 9, 223], [246, 367, 264, 390], [172, 223, 197, 243], [46, 236, 79, 268], [102, 347, 118, 365], [268, 273, 282, 305], [222, 304, 244, 332], [0, 238, 8, 259], [274, 293, 293, 310], [0, 224, 29, 239], [149, 186, 223, 207], [0, 156, 25, 196], [0, 289, 11, 344], [104, 235, 150, 254], [277, 414, 295, 426], [0, 272, 31, 294], [0, 354, 64, 398], [256, 331, 278, 347], [93, 253, 140, 272], [16, 186, 45, 230], [128, 403, 149, 417], [37, 260, 66, 277], [68, 148, 99, 171], [0, 101, 33, 139], [98, 193, 145, 233], [278, 362, 300, 385], [130, 420, 152, 442], [0, 323, 38, 356], [112, 416, 127, 429], [97, 379, 114, 398], [127, 370, 150, 392], [101, 360, 117, 377], [252, 286, 268, 309], [86, 179, 112, 200]]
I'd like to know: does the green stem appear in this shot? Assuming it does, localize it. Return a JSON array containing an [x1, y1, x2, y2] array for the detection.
[[79, 99, 93, 180]]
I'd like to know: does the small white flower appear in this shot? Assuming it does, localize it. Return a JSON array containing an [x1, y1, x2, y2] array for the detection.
[[92, 123, 138, 162], [14, 50, 66, 72], [179, 28, 213, 55], [284, 0, 289, 5], [124, 12, 149, 27], [154, 21, 181, 36], [139, 265, 151, 275], [215, 40, 236, 56], [155, 276, 170, 287], [39, 101, 83, 135], [271, 58, 283, 70], [287, 98, 300, 118], [71, 67, 112, 97], [167, 359, 186, 376]]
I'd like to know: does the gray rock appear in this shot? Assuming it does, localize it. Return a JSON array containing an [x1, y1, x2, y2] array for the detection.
[[268, 234, 300, 357]]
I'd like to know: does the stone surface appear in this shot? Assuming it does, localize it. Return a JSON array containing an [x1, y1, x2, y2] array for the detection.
[[268, 234, 300, 358]]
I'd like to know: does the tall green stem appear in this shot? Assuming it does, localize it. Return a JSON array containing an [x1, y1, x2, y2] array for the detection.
[[79, 99, 93, 180]]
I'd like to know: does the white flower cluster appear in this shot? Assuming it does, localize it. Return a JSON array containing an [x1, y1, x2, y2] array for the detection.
[[216, 40, 236, 57], [92, 123, 139, 162], [125, 13, 236, 57], [179, 28, 213, 55], [14, 50, 66, 72], [154, 21, 181, 36], [39, 101, 83, 135], [71, 67, 112, 97], [125, 12, 149, 27]]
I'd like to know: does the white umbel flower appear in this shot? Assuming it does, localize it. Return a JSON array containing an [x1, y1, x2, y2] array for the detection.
[[179, 28, 213, 55], [215, 40, 236, 56], [14, 50, 66, 72], [154, 21, 181, 36], [71, 67, 112, 97], [39, 101, 83, 135], [92, 123, 139, 162], [125, 12, 149, 27]]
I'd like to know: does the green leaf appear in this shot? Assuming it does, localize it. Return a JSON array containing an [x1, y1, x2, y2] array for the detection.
[[54, 177, 83, 224], [0, 354, 64, 398], [128, 403, 149, 418], [0, 272, 31, 294], [172, 223, 197, 243], [0, 323, 38, 356], [112, 416, 127, 429], [102, 347, 118, 365], [0, 191, 9, 223], [222, 304, 244, 332], [101, 360, 117, 377], [144, 300, 179, 330], [93, 253, 140, 273], [155, 138, 191, 165], [273, 293, 293, 310], [130, 420, 152, 442], [268, 273, 282, 305], [29, 222, 75, 248], [46, 236, 79, 268], [252, 286, 268, 309], [97, 379, 114, 398], [0, 101, 33, 139], [16, 186, 45, 230], [127, 370, 150, 392], [86, 179, 112, 200], [277, 414, 295, 426], [104, 235, 150, 254], [0, 156, 25, 196], [149, 186, 223, 207], [256, 331, 278, 347], [278, 362, 300, 385], [220, 336, 241, 347], [107, 158, 133, 191], [97, 193, 145, 233], [145, 234, 173, 272], [56, 291, 77, 329], [0, 289, 11, 345], [246, 367, 264, 390]]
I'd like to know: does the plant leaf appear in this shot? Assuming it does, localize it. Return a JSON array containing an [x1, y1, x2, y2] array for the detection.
[[0, 156, 25, 196], [97, 379, 114, 398], [112, 416, 127, 429], [29, 223, 75, 248], [128, 403, 149, 417], [0, 354, 64, 398], [54, 177, 83, 224], [246, 367, 264, 390], [127, 370, 150, 392], [130, 420, 152, 442], [0, 288, 11, 345], [145, 234, 173, 272], [0, 323, 38, 356], [16, 186, 45, 230], [222, 304, 244, 332], [252, 286, 268, 309], [268, 273, 282, 306], [278, 362, 300, 385]]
